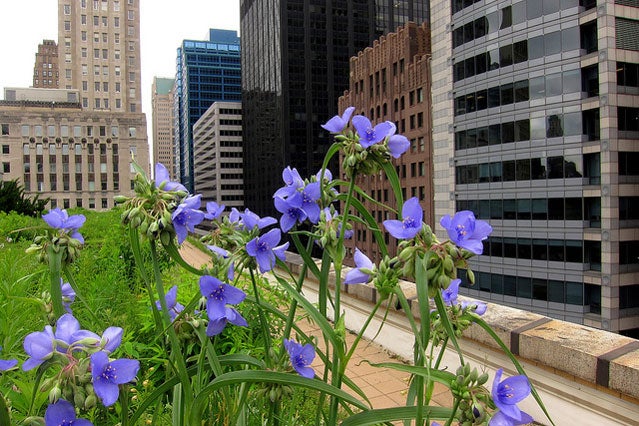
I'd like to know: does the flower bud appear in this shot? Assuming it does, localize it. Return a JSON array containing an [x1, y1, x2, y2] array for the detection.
[[84, 394, 97, 409], [48, 386, 61, 404]]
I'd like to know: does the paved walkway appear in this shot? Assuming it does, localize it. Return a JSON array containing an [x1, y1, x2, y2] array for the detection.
[[179, 241, 451, 413]]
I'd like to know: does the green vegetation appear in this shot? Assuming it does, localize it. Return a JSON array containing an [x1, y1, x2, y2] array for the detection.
[[0, 179, 48, 217]]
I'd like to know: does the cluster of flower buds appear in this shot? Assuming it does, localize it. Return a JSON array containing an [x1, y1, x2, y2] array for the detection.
[[26, 208, 86, 265], [115, 162, 189, 243], [450, 363, 491, 425]]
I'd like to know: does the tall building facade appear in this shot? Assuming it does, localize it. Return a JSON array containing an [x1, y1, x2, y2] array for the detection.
[[431, 0, 639, 335], [174, 29, 241, 192], [193, 101, 243, 211], [57, 0, 142, 113], [0, 88, 148, 211], [33, 40, 59, 89], [240, 0, 430, 218], [339, 22, 433, 263], [152, 77, 175, 176]]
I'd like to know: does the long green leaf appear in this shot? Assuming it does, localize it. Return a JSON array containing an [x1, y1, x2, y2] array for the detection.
[[365, 361, 456, 386], [337, 193, 388, 258], [190, 370, 369, 424], [341, 406, 453, 426], [377, 158, 404, 209], [162, 238, 205, 276], [472, 316, 555, 426]]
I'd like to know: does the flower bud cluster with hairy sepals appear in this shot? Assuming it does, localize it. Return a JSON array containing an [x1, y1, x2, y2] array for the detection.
[[373, 255, 401, 301], [449, 363, 491, 426], [430, 302, 480, 346], [26, 228, 84, 266], [340, 132, 393, 179], [115, 170, 186, 243]]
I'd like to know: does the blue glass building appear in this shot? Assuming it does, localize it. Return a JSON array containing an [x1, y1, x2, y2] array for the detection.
[[174, 29, 241, 191]]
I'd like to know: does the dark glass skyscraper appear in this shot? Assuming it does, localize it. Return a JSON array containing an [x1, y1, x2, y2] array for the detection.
[[174, 29, 241, 192], [240, 0, 429, 217]]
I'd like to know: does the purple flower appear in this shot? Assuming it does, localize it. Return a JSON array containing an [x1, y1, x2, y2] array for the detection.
[[246, 228, 289, 273], [344, 248, 374, 285], [43, 208, 86, 243], [22, 325, 55, 371], [383, 197, 423, 240], [300, 182, 321, 223], [171, 194, 205, 244], [274, 167, 304, 198], [462, 300, 488, 315], [315, 168, 333, 182], [352, 115, 394, 148], [61, 279, 76, 314], [240, 208, 277, 231], [205, 306, 249, 336], [284, 339, 315, 378], [155, 285, 185, 321], [440, 211, 493, 255], [69, 325, 123, 354], [90, 351, 140, 407], [154, 163, 187, 192], [321, 106, 355, 133], [274, 194, 307, 232], [442, 279, 461, 305], [388, 134, 410, 158], [45, 399, 93, 426], [490, 369, 532, 426], [204, 201, 225, 220], [0, 347, 17, 371], [199, 275, 246, 315]]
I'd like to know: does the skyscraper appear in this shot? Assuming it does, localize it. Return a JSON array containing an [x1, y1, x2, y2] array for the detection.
[[57, 0, 142, 113], [152, 77, 175, 176], [240, 0, 429, 218], [430, 0, 639, 335], [173, 29, 241, 192], [33, 40, 59, 89]]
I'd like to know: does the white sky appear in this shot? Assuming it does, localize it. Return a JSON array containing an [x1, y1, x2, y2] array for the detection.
[[0, 1, 241, 153]]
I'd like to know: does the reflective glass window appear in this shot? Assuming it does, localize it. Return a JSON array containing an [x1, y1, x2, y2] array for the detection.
[[513, 1, 526, 25], [488, 86, 501, 107], [527, 0, 543, 19], [529, 76, 545, 100], [566, 240, 583, 262], [513, 40, 528, 63], [488, 48, 500, 70], [531, 117, 546, 139], [504, 275, 517, 296], [502, 121, 515, 143], [546, 72, 562, 97], [516, 159, 531, 181], [545, 31, 561, 55], [503, 161, 516, 181], [504, 238, 517, 257], [503, 199, 516, 218], [464, 22, 474, 43], [500, 44, 513, 67], [533, 278, 548, 300], [562, 27, 580, 52], [528, 35, 544, 60], [501, 83, 514, 105], [566, 282, 583, 305], [491, 237, 503, 257], [564, 155, 583, 178], [532, 199, 548, 219], [563, 69, 581, 93], [546, 114, 564, 138], [476, 89, 488, 110], [517, 199, 531, 219], [518, 238, 532, 259], [517, 276, 532, 298], [548, 280, 564, 303], [514, 80, 529, 102], [565, 198, 583, 220], [476, 53, 487, 75], [514, 119, 530, 141], [531, 158, 546, 179], [547, 156, 565, 179], [489, 124, 501, 145], [533, 239, 548, 260], [500, 6, 512, 29], [487, 11, 500, 33], [563, 112, 582, 136], [465, 57, 475, 78], [475, 17, 487, 39], [548, 240, 565, 261], [548, 198, 564, 220], [477, 126, 489, 146], [544, 0, 560, 13]]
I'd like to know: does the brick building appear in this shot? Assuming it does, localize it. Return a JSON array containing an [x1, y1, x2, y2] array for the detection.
[[339, 21, 433, 263]]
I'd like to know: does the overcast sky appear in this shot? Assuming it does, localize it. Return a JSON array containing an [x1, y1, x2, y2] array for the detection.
[[0, 1, 241, 151]]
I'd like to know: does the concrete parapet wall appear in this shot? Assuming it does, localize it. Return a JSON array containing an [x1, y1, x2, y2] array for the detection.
[[281, 252, 639, 405]]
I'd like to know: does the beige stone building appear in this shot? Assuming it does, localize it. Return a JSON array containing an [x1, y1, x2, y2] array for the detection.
[[33, 40, 59, 89], [151, 77, 175, 177], [193, 101, 243, 210], [0, 89, 148, 210], [57, 0, 142, 113], [338, 21, 432, 264]]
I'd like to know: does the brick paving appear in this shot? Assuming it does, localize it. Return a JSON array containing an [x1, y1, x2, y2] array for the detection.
[[180, 241, 452, 414]]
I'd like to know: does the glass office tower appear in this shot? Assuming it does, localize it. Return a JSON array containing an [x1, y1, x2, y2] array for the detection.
[[431, 0, 639, 335]]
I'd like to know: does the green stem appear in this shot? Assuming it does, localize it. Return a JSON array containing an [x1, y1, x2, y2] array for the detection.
[[128, 227, 163, 336], [343, 298, 383, 366], [280, 236, 313, 345], [120, 387, 129, 426], [249, 269, 271, 366], [47, 245, 64, 318], [150, 240, 192, 424], [444, 399, 460, 426]]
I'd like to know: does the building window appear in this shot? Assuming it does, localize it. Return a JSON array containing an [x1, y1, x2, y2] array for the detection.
[[2, 162, 9, 173], [93, 32, 99, 42], [1, 124, 9, 135], [128, 10, 134, 20], [64, 21, 71, 31], [102, 198, 108, 209], [114, 17, 119, 27], [81, 14, 86, 24]]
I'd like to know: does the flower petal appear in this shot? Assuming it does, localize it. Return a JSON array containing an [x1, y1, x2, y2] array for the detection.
[[101, 327, 123, 353], [388, 134, 410, 158], [109, 358, 140, 384], [45, 399, 77, 425]]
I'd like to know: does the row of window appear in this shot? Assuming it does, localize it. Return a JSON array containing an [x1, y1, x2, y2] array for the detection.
[[455, 155, 583, 185], [10, 125, 136, 138], [452, 6, 513, 48], [50, 198, 110, 210], [454, 79, 528, 116], [23, 142, 119, 155], [25, 173, 119, 192], [455, 109, 600, 151], [453, 23, 596, 83], [456, 197, 599, 223], [457, 269, 600, 309], [452, 0, 594, 17]]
